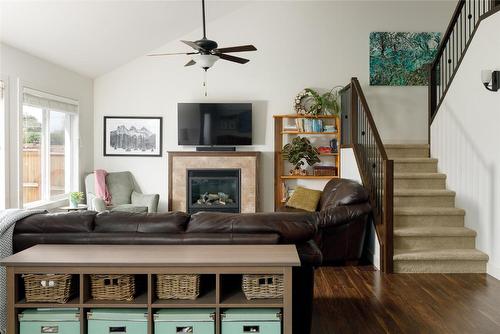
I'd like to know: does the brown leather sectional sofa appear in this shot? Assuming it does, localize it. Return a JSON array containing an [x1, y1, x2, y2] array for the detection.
[[13, 178, 371, 334]]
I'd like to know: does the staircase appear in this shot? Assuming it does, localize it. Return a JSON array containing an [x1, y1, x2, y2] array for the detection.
[[386, 144, 489, 273]]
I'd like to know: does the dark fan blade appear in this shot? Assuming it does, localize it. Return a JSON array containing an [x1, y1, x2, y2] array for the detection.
[[148, 52, 198, 56], [185, 60, 196, 67], [214, 45, 257, 53], [218, 53, 249, 64], [181, 40, 204, 51]]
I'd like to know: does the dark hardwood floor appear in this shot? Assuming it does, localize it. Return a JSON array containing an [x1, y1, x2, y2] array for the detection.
[[311, 266, 500, 334]]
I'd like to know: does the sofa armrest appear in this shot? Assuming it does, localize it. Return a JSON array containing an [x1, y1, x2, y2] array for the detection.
[[317, 202, 371, 229], [131, 191, 160, 213], [92, 197, 107, 212], [296, 240, 323, 266]]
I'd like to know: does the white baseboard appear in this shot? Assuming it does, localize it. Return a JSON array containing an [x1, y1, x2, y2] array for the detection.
[[487, 263, 500, 280], [373, 254, 381, 270]]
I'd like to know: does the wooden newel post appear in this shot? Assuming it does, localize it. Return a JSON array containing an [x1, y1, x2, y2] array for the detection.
[[383, 159, 394, 273]]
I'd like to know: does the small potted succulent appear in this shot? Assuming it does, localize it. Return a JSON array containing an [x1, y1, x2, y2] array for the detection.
[[69, 192, 84, 208], [282, 136, 321, 175]]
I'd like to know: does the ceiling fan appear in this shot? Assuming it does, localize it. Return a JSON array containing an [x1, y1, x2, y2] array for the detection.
[[148, 0, 257, 71]]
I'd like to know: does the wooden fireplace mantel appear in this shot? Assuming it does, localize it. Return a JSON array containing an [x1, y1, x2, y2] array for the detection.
[[168, 151, 260, 212]]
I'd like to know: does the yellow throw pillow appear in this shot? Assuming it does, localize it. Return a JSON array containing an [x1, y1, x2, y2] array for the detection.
[[286, 186, 322, 212]]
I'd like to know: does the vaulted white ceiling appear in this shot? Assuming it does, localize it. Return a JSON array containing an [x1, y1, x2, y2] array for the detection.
[[0, 1, 247, 78]]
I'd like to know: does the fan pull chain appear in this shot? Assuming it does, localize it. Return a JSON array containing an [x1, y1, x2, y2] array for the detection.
[[203, 69, 208, 96]]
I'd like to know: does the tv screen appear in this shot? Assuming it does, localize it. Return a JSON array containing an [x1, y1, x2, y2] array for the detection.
[[178, 103, 252, 146]]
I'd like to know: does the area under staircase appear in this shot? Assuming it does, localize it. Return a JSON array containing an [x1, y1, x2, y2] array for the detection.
[[387, 144, 488, 273]]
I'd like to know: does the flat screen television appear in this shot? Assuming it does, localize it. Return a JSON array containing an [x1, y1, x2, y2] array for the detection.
[[178, 103, 252, 146]]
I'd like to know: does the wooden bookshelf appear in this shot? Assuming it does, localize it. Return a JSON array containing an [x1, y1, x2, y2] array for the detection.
[[274, 114, 341, 210]]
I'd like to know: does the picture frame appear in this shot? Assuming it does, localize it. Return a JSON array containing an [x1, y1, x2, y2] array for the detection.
[[103, 116, 162, 157]]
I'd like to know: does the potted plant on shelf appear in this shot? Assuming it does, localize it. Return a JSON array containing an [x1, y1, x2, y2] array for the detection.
[[295, 87, 342, 116], [320, 86, 342, 115], [282, 136, 321, 175], [69, 192, 84, 208]]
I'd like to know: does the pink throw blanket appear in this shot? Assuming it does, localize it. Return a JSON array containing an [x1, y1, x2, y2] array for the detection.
[[94, 169, 111, 205]]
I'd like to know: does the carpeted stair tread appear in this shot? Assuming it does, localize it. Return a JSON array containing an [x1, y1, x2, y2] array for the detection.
[[393, 158, 438, 163], [385, 144, 430, 149], [395, 189, 455, 196], [394, 173, 446, 179], [395, 207, 465, 216], [394, 226, 476, 237], [394, 249, 489, 261]]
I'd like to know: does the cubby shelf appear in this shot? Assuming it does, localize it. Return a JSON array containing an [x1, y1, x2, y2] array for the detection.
[[280, 175, 337, 180], [15, 296, 80, 308], [152, 289, 217, 308], [220, 290, 283, 308], [4, 244, 297, 334], [13, 273, 284, 333]]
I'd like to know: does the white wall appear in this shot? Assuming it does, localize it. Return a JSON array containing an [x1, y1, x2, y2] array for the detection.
[[94, 1, 454, 212], [431, 13, 500, 279], [0, 43, 94, 208]]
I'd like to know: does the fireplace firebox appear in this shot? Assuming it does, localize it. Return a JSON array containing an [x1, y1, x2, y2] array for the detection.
[[187, 169, 241, 214]]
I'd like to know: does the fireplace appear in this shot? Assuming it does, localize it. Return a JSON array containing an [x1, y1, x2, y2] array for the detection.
[[187, 169, 241, 214]]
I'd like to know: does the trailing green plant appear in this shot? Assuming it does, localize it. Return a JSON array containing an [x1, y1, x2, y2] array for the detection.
[[282, 136, 321, 169], [70, 192, 84, 203], [303, 87, 342, 116]]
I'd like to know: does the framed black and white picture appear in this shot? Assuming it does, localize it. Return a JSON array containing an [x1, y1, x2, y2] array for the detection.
[[103, 116, 162, 157]]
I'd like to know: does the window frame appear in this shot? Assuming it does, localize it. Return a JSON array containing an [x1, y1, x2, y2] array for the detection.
[[19, 84, 79, 208], [0, 76, 8, 210]]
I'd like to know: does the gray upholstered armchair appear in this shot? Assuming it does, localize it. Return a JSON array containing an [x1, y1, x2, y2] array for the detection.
[[84, 171, 159, 213]]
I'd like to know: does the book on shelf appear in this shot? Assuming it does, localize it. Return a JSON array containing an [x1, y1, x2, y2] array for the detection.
[[313, 165, 338, 176], [293, 118, 323, 132]]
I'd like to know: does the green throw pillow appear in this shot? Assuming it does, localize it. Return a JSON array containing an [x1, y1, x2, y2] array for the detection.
[[286, 186, 322, 212]]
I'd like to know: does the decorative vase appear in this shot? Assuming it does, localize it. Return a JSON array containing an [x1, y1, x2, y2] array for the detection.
[[69, 197, 78, 208], [290, 166, 307, 176]]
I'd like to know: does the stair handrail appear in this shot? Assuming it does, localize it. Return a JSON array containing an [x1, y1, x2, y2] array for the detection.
[[340, 78, 394, 273], [429, 0, 499, 125]]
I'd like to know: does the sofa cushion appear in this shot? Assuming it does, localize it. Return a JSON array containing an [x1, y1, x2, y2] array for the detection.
[[14, 211, 97, 234], [186, 212, 317, 243], [94, 211, 189, 233], [318, 178, 369, 211]]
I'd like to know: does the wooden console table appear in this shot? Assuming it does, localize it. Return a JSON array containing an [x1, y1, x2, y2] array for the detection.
[[1, 244, 299, 334]]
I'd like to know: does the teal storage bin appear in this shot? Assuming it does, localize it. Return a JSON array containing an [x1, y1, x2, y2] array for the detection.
[[221, 308, 281, 334], [19, 308, 80, 334], [154, 308, 215, 334], [87, 308, 148, 334]]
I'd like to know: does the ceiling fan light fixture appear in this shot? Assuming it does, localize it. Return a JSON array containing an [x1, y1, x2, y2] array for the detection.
[[193, 54, 219, 69]]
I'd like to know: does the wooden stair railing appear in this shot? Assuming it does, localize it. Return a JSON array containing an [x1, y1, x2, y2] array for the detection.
[[429, 0, 500, 126], [340, 78, 394, 273]]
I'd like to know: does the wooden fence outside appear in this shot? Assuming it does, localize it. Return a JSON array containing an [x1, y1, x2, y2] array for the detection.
[[23, 146, 65, 204]]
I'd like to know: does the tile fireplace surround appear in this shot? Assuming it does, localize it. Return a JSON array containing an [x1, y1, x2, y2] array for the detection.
[[168, 151, 260, 213]]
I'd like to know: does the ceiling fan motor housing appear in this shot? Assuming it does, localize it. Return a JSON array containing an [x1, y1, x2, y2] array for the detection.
[[196, 38, 218, 52]]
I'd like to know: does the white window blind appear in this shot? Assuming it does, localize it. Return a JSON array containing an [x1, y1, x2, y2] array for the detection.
[[23, 87, 78, 114], [0, 80, 4, 99]]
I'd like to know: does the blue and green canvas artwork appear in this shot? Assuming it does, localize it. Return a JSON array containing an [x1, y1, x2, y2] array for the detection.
[[370, 32, 441, 86]]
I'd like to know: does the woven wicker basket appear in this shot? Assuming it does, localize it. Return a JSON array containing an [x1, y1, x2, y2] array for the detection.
[[156, 274, 200, 300], [90, 274, 135, 301], [22, 273, 73, 303], [242, 274, 284, 300]]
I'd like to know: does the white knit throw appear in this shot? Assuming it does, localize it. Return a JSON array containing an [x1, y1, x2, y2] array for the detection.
[[0, 209, 46, 334]]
